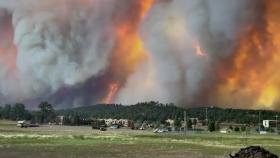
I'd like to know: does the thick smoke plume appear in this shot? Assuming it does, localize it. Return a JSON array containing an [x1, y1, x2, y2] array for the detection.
[[0, 0, 279, 109]]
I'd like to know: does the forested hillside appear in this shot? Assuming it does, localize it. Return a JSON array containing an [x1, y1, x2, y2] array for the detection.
[[57, 102, 280, 125]]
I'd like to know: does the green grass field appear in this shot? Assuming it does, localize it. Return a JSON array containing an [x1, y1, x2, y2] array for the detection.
[[0, 120, 279, 158]]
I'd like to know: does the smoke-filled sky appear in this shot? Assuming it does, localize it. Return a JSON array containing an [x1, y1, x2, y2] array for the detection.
[[0, 0, 279, 109]]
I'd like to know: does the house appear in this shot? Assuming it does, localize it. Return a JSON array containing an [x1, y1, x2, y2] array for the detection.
[[165, 119, 174, 126], [263, 120, 280, 128], [102, 119, 131, 127], [56, 116, 64, 125], [220, 128, 231, 134], [189, 118, 203, 127]]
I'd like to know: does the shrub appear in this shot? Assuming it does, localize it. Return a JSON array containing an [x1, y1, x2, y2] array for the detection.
[[234, 126, 240, 132], [208, 122, 215, 132], [266, 127, 275, 133]]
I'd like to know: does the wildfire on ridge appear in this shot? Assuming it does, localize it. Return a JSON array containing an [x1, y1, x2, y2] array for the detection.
[[103, 83, 119, 104], [140, 0, 155, 19], [217, 27, 273, 107], [0, 0, 279, 109], [257, 0, 280, 108], [0, 14, 17, 72], [101, 0, 154, 104], [216, 0, 280, 108]]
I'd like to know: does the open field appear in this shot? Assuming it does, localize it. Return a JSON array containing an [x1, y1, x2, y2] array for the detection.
[[0, 120, 279, 158]]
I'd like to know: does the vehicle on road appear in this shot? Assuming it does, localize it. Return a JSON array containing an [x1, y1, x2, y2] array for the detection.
[[17, 121, 28, 128], [17, 121, 39, 128], [153, 128, 169, 133], [110, 124, 120, 129]]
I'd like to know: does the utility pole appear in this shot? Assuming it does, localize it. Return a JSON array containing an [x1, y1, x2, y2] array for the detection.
[[184, 111, 187, 133], [258, 110, 261, 133], [205, 108, 208, 125], [276, 115, 278, 135]]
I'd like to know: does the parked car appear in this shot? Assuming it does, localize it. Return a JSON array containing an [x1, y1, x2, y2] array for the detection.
[[153, 128, 168, 133], [110, 124, 120, 129], [99, 126, 107, 131], [17, 120, 40, 128], [92, 119, 106, 129], [259, 131, 267, 135]]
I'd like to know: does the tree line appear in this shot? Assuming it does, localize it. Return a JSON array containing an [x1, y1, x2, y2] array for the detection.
[[58, 101, 280, 125], [1, 101, 280, 127], [0, 102, 55, 124]]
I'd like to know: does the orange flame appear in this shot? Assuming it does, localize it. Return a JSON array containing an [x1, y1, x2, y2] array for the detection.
[[216, 0, 280, 109], [0, 15, 17, 72], [103, 83, 119, 104], [194, 41, 206, 57], [217, 27, 270, 107], [101, 0, 154, 104], [140, 0, 154, 19]]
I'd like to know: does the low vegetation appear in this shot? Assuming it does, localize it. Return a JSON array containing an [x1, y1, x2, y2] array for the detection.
[[1, 101, 280, 131], [0, 120, 279, 158]]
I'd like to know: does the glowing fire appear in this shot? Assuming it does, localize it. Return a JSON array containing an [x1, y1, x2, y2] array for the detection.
[[258, 0, 280, 108], [140, 0, 154, 19], [103, 83, 119, 104], [216, 0, 280, 108], [194, 42, 206, 57], [0, 15, 17, 72], [101, 0, 154, 104], [1, 0, 280, 109]]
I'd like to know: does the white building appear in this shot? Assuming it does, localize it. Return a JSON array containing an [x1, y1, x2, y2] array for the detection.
[[103, 119, 130, 127], [263, 120, 280, 128], [220, 129, 230, 134]]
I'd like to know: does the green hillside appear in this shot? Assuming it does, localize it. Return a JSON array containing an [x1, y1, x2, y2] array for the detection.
[[57, 101, 280, 125]]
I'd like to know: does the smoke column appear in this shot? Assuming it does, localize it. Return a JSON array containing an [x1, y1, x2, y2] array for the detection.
[[0, 0, 279, 109]]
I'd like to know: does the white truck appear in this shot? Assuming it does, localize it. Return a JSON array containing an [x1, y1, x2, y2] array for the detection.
[[17, 120, 39, 128], [17, 120, 28, 128]]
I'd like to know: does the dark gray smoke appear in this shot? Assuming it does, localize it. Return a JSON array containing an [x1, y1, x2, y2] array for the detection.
[[117, 0, 271, 108], [0, 0, 275, 109]]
